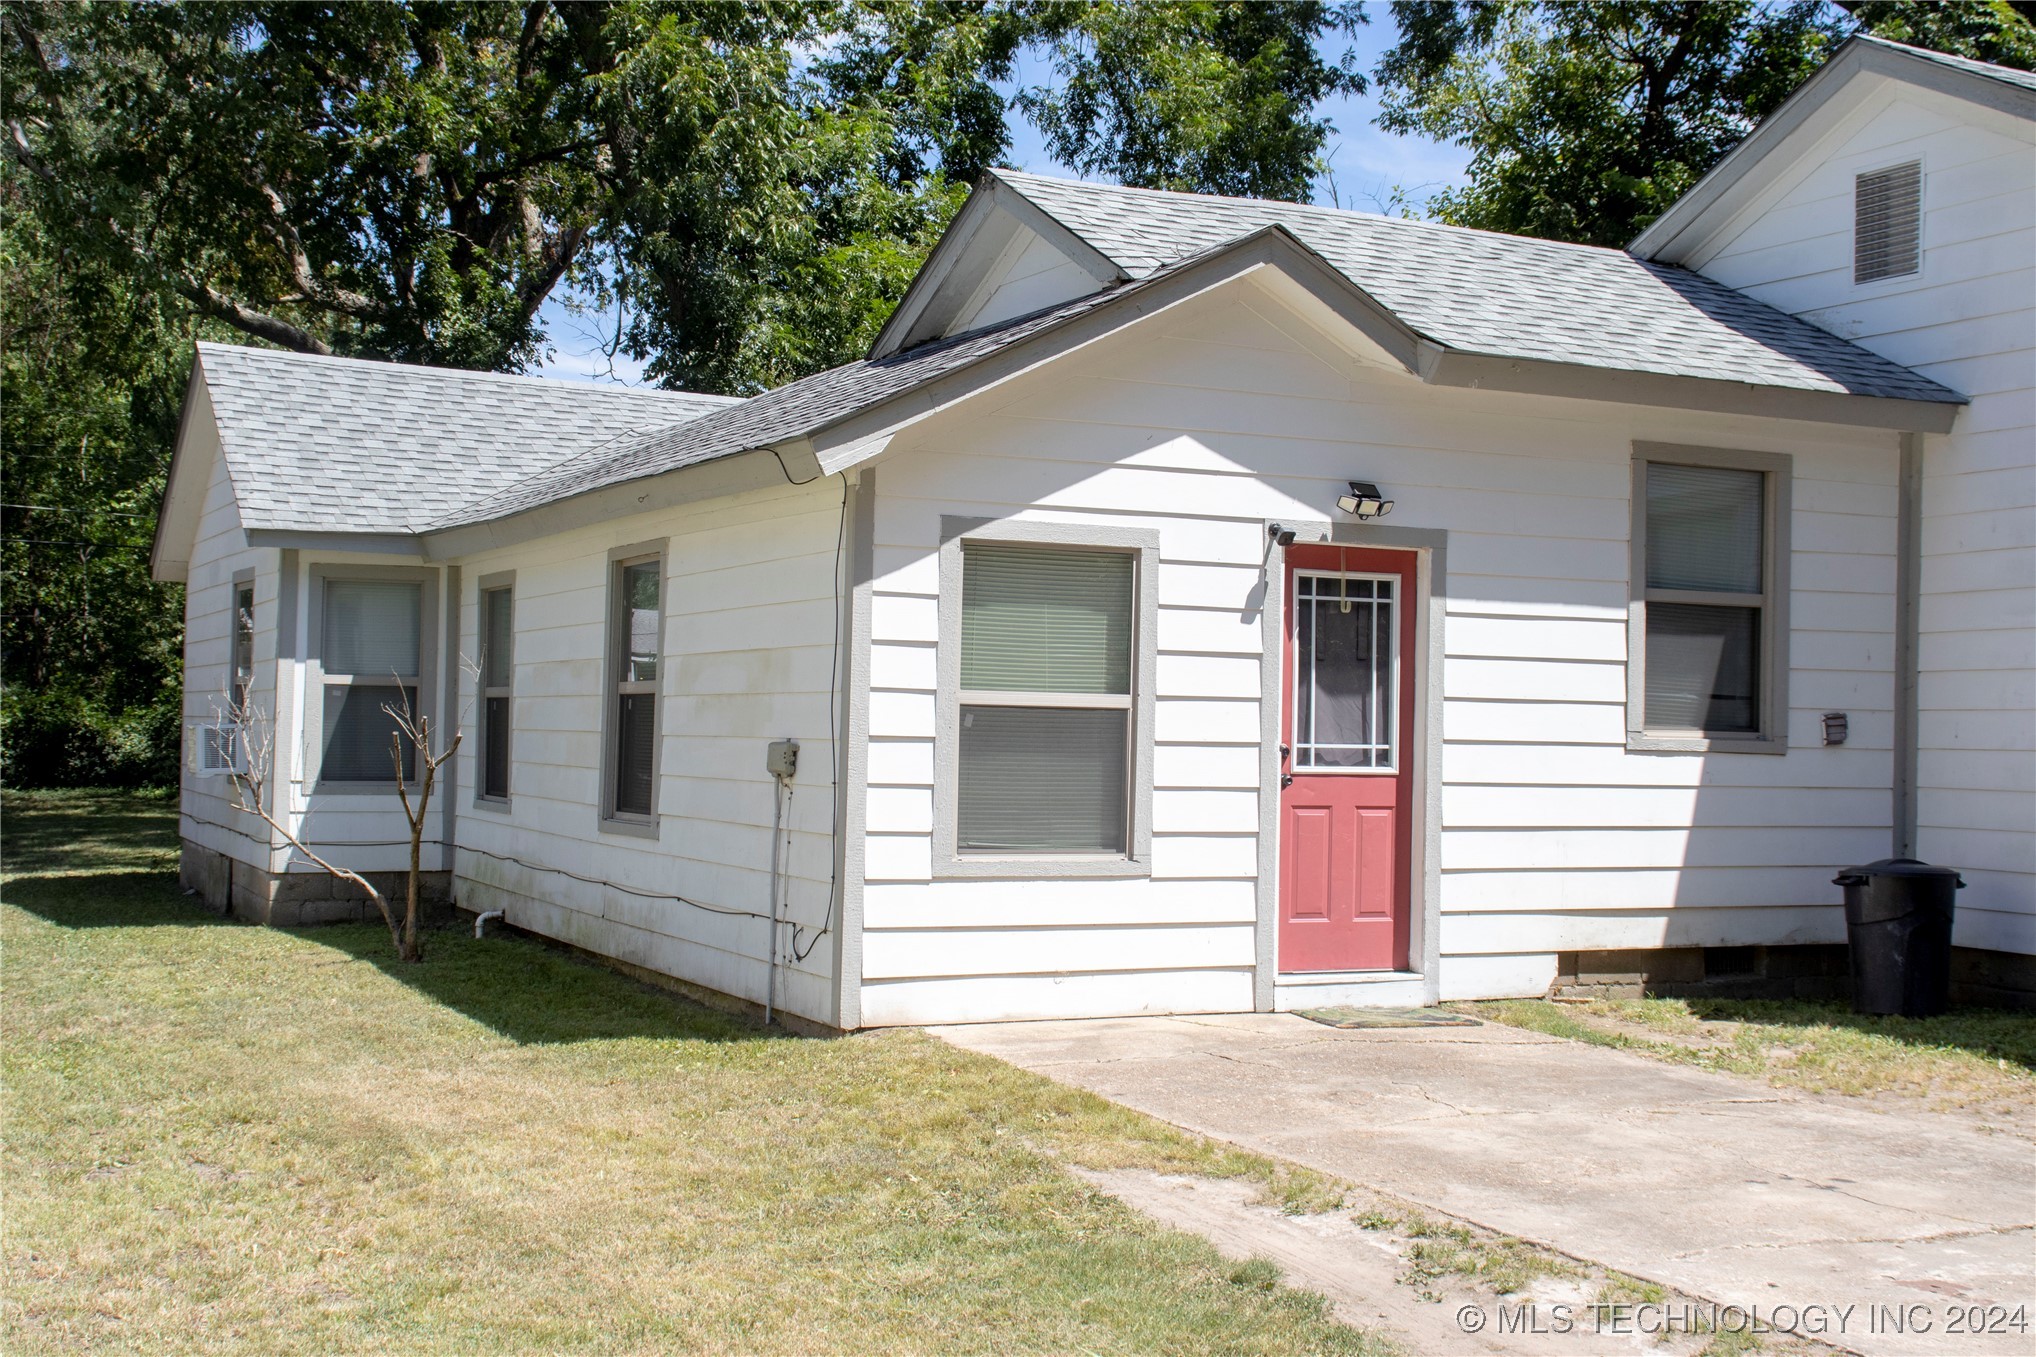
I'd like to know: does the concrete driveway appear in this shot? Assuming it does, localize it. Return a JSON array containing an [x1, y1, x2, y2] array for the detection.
[[932, 1014, 2036, 1357]]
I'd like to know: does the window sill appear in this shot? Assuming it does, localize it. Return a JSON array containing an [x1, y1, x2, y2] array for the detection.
[[471, 794, 512, 815], [1627, 733, 1787, 756], [933, 854, 1149, 882], [598, 814, 661, 840], [310, 781, 424, 797]]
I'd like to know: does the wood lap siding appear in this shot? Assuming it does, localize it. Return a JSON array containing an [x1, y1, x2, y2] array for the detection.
[[860, 285, 1900, 1022], [179, 430, 276, 871], [448, 478, 845, 1023], [1694, 87, 2036, 955]]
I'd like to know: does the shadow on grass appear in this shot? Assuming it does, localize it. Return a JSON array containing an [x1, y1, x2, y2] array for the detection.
[[4, 787, 180, 877], [1, 869, 234, 929], [309, 920, 786, 1048], [1681, 997, 2036, 1075], [6, 855, 781, 1048]]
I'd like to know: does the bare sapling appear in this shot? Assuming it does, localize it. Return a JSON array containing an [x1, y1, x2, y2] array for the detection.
[[219, 656, 475, 962]]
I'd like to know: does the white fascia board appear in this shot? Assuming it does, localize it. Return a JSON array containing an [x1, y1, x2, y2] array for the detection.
[[811, 230, 1430, 474], [1635, 39, 2036, 263], [149, 363, 218, 584], [870, 174, 1128, 359], [242, 530, 425, 558]]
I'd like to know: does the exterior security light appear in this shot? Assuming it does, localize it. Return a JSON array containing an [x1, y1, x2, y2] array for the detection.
[[1337, 481, 1394, 520], [1267, 522, 1297, 547]]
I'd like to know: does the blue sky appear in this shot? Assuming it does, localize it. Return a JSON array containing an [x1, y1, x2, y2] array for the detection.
[[535, 13, 1469, 386]]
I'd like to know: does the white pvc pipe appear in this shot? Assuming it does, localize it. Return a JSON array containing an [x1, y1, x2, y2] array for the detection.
[[473, 909, 504, 939]]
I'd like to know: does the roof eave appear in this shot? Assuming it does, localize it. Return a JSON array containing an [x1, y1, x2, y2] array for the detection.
[[149, 360, 216, 584], [242, 528, 426, 557], [1425, 348, 1963, 433]]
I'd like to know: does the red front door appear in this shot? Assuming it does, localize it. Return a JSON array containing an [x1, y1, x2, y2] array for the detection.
[[1278, 545, 1416, 972]]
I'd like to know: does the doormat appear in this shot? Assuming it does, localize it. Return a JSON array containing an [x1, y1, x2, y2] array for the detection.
[[1295, 1006, 1479, 1030]]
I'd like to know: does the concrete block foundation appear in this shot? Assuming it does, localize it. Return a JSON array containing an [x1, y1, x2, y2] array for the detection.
[[1550, 943, 2035, 1010], [180, 838, 452, 928]]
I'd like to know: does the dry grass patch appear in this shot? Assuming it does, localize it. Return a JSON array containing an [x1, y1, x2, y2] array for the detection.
[[2, 791, 1387, 1355], [1461, 996, 2035, 1127]]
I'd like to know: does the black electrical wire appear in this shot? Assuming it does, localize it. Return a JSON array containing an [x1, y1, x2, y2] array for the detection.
[[180, 808, 777, 925]]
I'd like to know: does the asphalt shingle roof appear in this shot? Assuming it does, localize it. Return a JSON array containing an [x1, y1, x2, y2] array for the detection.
[[432, 274, 1160, 530], [993, 170, 1958, 404], [196, 342, 741, 533], [202, 166, 1966, 538]]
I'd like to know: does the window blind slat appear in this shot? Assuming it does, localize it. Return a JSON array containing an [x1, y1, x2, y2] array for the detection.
[[325, 581, 421, 677], [323, 683, 416, 781], [483, 696, 510, 799], [1646, 464, 1763, 594], [614, 692, 656, 816], [958, 705, 1127, 852], [961, 545, 1131, 693], [1645, 603, 1759, 734]]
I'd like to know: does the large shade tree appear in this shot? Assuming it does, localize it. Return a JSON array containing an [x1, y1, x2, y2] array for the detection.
[[3, 0, 1368, 391], [0, 0, 1368, 784], [1373, 0, 2036, 246]]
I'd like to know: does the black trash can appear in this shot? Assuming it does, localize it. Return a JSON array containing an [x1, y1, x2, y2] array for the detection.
[[1832, 858, 1963, 1017]]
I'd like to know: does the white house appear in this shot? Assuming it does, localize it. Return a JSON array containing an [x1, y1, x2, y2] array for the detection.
[[154, 36, 2034, 1026]]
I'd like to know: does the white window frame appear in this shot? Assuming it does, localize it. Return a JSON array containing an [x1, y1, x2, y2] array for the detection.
[[304, 564, 439, 791], [933, 517, 1158, 880], [600, 540, 667, 836], [1627, 443, 1791, 755], [475, 570, 514, 808]]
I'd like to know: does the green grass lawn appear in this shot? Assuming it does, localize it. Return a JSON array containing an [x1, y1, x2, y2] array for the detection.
[[1463, 994, 2036, 1119], [1, 790, 1386, 1355]]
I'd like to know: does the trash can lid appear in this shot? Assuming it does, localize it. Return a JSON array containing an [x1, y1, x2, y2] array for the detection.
[[1844, 857, 1963, 878]]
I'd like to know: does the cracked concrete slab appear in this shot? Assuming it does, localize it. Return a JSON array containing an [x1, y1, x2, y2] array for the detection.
[[933, 1015, 2036, 1356]]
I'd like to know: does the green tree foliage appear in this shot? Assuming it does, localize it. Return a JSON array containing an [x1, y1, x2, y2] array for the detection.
[[1375, 0, 2036, 247], [1836, 0, 2036, 68], [4, 1, 1369, 391], [1, 206, 197, 786], [1, 0, 1371, 785], [1021, 2, 1367, 196]]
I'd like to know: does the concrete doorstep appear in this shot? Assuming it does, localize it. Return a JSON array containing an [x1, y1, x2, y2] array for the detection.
[[932, 1014, 2036, 1357]]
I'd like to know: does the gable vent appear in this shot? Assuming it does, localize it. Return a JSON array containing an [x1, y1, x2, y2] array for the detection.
[[1854, 162, 1921, 284]]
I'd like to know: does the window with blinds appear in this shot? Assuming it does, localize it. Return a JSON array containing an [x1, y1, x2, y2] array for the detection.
[[608, 555, 662, 821], [957, 543, 1134, 853], [480, 583, 513, 801], [320, 578, 422, 781], [1855, 161, 1921, 284], [1639, 460, 1771, 738]]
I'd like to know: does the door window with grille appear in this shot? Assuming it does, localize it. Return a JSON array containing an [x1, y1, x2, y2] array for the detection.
[[1293, 573, 1396, 771]]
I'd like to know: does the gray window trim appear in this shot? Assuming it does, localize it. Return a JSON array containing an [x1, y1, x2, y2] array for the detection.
[[304, 562, 440, 793], [474, 569, 515, 811], [599, 539, 667, 837], [1627, 442, 1792, 754], [934, 516, 1158, 880]]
